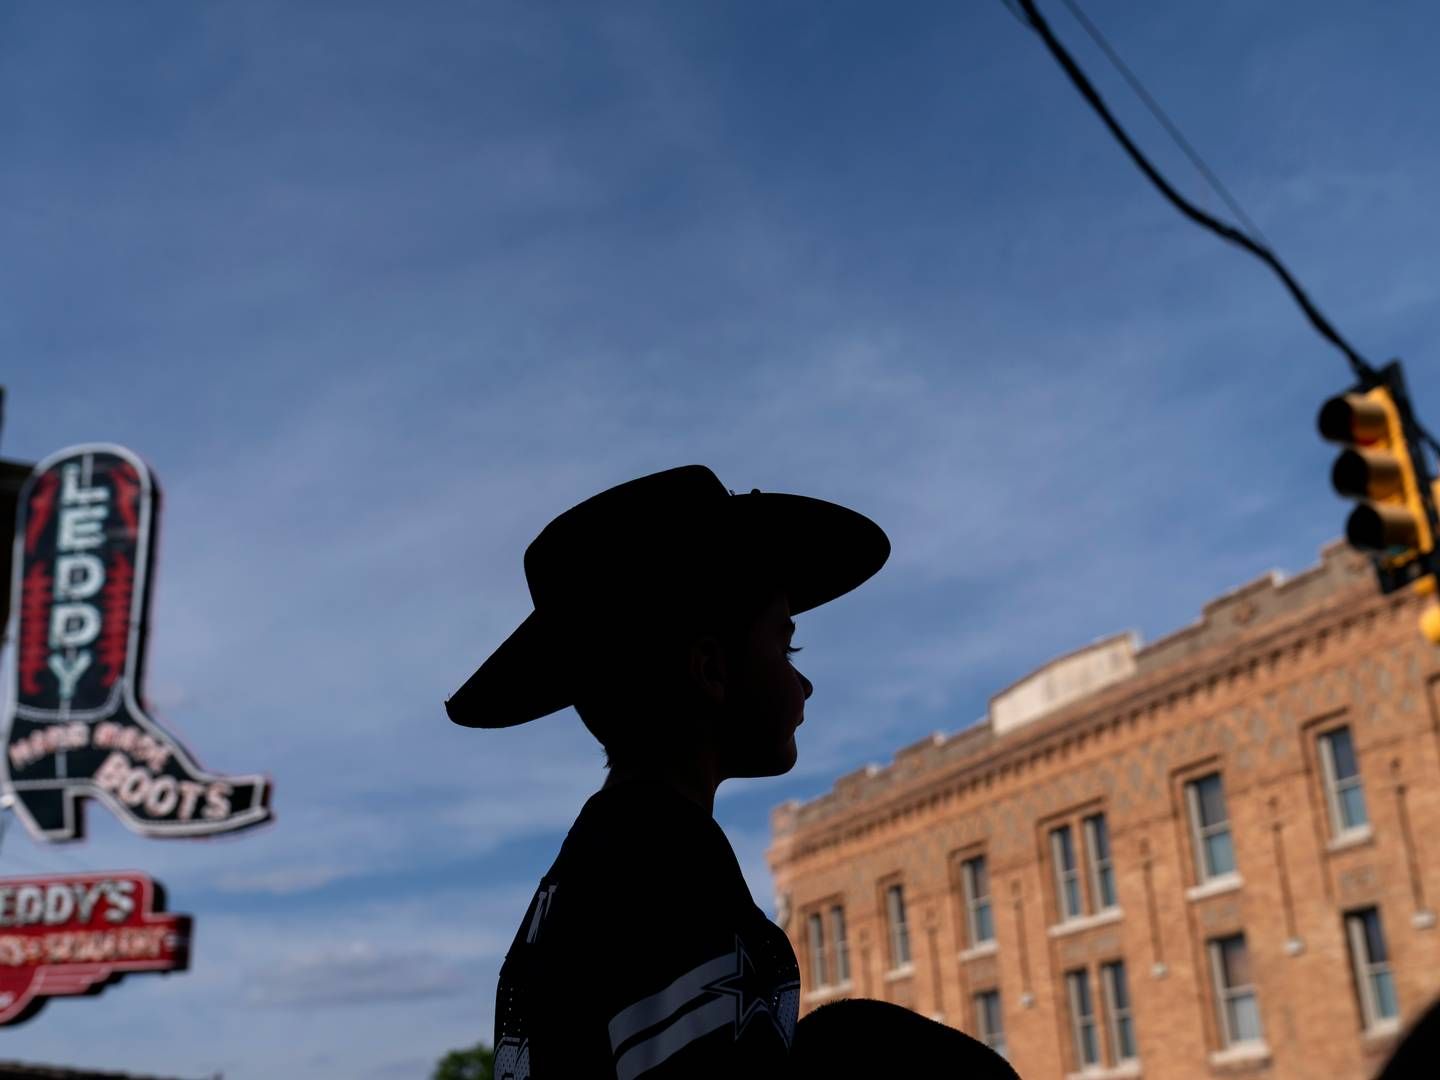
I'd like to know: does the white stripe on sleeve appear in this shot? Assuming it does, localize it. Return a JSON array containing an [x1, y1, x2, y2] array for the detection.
[[607, 951, 736, 1052], [614, 996, 734, 1080]]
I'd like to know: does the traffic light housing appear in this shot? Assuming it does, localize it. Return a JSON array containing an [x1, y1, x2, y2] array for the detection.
[[1318, 361, 1440, 639]]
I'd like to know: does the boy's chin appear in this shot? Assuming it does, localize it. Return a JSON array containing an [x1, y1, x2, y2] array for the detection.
[[729, 737, 798, 779]]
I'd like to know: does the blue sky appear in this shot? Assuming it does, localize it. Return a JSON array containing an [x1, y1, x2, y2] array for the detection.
[[3, 1, 1438, 1076]]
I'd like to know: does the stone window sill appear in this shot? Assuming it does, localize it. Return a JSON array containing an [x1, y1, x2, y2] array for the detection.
[[883, 963, 915, 983], [960, 941, 999, 961], [1048, 908, 1124, 938], [1186, 873, 1243, 902], [1208, 1041, 1271, 1070], [1362, 1017, 1402, 1042], [1326, 826, 1374, 854], [1066, 1061, 1141, 1080], [802, 980, 854, 1004]]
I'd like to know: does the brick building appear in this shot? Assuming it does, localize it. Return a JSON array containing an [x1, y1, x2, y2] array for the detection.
[[767, 540, 1440, 1079]]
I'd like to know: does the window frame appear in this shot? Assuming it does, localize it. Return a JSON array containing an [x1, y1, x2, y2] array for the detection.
[[829, 904, 851, 985], [1042, 804, 1122, 928], [1051, 824, 1086, 921], [961, 854, 995, 946], [801, 899, 850, 992], [1101, 959, 1137, 1064], [1186, 772, 1236, 883], [884, 881, 911, 970], [1084, 812, 1118, 913], [975, 988, 1006, 1058], [1208, 933, 1263, 1050], [806, 910, 827, 988], [1318, 725, 1369, 839], [1066, 968, 1102, 1069], [1346, 907, 1398, 1031]]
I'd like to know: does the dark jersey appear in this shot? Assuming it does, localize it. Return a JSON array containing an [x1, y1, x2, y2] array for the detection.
[[494, 778, 800, 1080]]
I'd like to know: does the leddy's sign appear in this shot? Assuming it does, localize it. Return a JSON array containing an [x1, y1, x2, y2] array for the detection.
[[0, 871, 190, 1025], [5, 444, 272, 841]]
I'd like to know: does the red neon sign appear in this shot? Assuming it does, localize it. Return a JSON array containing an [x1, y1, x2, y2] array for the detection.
[[0, 871, 190, 1025], [5, 444, 272, 840]]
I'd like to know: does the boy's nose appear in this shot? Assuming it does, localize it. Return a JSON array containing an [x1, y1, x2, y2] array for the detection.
[[799, 671, 813, 700]]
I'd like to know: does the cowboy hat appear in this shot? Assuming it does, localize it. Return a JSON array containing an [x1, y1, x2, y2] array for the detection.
[[444, 464, 890, 728]]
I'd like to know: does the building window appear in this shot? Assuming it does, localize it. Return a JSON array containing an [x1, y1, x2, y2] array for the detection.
[[1101, 960, 1137, 1063], [1319, 726, 1368, 837], [1051, 825, 1084, 920], [1186, 773, 1236, 882], [1066, 969, 1101, 1068], [962, 855, 994, 946], [885, 883, 911, 969], [830, 904, 850, 984], [1346, 908, 1398, 1030], [1048, 810, 1120, 923], [1209, 934, 1263, 1048], [975, 989, 1006, 1058], [806, 911, 827, 987], [1085, 813, 1117, 911]]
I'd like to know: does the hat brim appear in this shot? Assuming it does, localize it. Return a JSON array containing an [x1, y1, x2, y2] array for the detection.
[[444, 491, 889, 728]]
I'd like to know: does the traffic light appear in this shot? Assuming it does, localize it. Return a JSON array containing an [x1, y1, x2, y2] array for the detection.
[[1318, 361, 1440, 641], [1318, 383, 1432, 565]]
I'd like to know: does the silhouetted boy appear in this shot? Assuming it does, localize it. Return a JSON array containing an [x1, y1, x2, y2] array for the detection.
[[447, 466, 1018, 1079]]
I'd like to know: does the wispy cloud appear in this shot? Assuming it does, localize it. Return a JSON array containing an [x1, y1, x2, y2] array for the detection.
[[214, 865, 351, 896], [247, 942, 475, 1007]]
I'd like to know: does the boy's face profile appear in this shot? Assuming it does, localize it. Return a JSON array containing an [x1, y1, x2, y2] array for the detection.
[[706, 592, 813, 780], [586, 586, 816, 801]]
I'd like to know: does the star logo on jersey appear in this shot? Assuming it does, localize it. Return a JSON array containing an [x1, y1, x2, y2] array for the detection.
[[704, 936, 778, 1041]]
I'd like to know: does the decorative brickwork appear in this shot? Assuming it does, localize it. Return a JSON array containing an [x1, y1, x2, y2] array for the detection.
[[769, 540, 1440, 1078]]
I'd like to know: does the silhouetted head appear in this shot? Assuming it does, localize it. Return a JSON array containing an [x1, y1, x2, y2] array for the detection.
[[445, 466, 889, 785], [792, 998, 1022, 1079], [571, 577, 813, 780]]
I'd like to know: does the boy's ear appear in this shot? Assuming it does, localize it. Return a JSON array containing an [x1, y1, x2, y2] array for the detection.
[[687, 635, 729, 704]]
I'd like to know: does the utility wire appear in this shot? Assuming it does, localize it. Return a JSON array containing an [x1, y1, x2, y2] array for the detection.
[[1010, 0, 1440, 459], [1008, 0, 1378, 383], [999, 0, 1029, 27], [1056, 0, 1271, 250]]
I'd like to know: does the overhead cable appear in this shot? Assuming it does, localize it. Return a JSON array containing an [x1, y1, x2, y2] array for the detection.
[[1009, 0, 1379, 385]]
